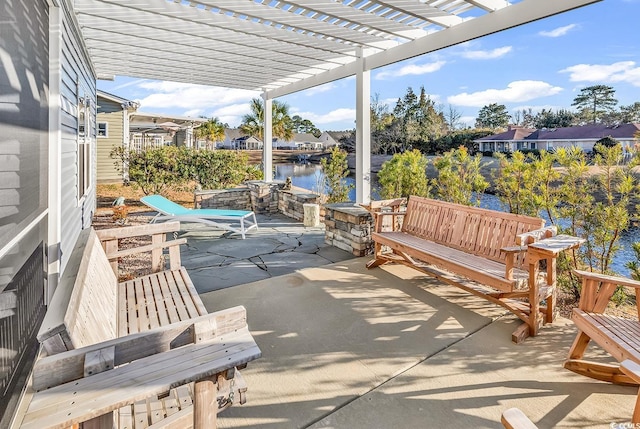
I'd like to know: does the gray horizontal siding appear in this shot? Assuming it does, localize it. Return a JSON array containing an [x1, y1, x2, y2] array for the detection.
[[58, 0, 96, 275]]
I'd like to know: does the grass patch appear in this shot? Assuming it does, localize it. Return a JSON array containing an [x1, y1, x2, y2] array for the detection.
[[96, 183, 194, 213]]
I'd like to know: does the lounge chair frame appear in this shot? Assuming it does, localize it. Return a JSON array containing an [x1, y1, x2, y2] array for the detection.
[[141, 195, 258, 239]]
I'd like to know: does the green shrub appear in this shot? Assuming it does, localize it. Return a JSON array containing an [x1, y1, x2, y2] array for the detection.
[[110, 145, 188, 195], [110, 146, 262, 195], [320, 147, 353, 203], [377, 149, 430, 199], [189, 150, 263, 190], [432, 147, 488, 206]]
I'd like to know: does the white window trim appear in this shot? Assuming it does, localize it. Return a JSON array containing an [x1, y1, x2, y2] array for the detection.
[[77, 93, 92, 204], [97, 121, 108, 138]]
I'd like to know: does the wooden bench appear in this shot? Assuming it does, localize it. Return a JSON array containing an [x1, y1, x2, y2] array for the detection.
[[366, 196, 583, 343], [565, 270, 640, 390], [13, 222, 261, 428]]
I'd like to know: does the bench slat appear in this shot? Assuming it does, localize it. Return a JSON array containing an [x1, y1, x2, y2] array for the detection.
[[135, 278, 151, 335], [148, 396, 164, 425], [134, 401, 149, 428], [151, 274, 171, 328], [158, 273, 181, 324], [143, 276, 162, 330], [165, 271, 191, 321], [127, 280, 139, 334], [178, 267, 208, 317]]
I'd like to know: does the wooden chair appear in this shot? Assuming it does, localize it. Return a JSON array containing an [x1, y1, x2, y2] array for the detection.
[[565, 270, 640, 386]]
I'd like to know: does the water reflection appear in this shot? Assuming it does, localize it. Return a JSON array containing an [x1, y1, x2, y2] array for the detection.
[[274, 163, 638, 275]]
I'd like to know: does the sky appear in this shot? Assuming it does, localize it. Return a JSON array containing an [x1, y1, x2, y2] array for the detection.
[[97, 0, 640, 131]]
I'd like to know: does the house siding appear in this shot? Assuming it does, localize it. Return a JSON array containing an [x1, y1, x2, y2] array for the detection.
[[58, 0, 96, 274], [97, 98, 125, 183], [0, 0, 49, 424]]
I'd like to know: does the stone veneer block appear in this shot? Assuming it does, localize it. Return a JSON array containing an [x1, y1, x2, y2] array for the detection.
[[324, 203, 375, 257]]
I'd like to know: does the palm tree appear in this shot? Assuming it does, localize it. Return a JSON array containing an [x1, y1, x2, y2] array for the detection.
[[240, 98, 293, 144], [194, 118, 226, 150]]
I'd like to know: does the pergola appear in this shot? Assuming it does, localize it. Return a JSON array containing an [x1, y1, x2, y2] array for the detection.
[[74, 0, 599, 203]]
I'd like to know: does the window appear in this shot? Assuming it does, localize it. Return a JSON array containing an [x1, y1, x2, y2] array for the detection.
[[77, 94, 91, 200], [97, 122, 108, 138]]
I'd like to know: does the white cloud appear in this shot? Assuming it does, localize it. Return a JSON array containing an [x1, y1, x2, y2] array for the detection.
[[183, 109, 204, 117], [209, 103, 252, 126], [375, 61, 446, 80], [136, 81, 259, 111], [295, 108, 355, 125], [460, 46, 512, 60], [560, 61, 640, 87], [539, 24, 577, 38], [447, 80, 563, 107]]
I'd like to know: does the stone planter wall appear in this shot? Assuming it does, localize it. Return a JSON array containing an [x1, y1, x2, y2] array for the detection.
[[194, 187, 252, 210], [194, 182, 324, 224], [278, 189, 322, 222], [324, 203, 374, 257], [246, 180, 285, 214]]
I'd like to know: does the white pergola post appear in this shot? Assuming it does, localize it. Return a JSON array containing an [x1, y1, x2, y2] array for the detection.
[[47, 5, 62, 303], [262, 93, 273, 182], [355, 47, 371, 204]]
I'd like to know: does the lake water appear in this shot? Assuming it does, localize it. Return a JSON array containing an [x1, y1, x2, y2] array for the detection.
[[275, 163, 639, 275]]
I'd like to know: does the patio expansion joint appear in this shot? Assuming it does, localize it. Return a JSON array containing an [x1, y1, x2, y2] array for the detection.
[[249, 255, 268, 272], [303, 315, 502, 429]]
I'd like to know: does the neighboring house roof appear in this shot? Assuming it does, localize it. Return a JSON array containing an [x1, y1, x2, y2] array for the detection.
[[326, 131, 351, 141], [235, 135, 261, 143], [476, 127, 535, 141], [225, 128, 246, 141], [97, 90, 140, 109], [293, 132, 321, 142], [477, 123, 640, 143], [525, 123, 640, 141], [130, 112, 206, 124]]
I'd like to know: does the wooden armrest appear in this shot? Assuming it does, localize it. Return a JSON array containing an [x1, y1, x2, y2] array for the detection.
[[501, 408, 538, 429], [500, 245, 528, 254], [370, 211, 406, 232], [527, 234, 584, 256], [104, 238, 187, 260], [515, 226, 557, 245], [360, 198, 406, 213], [573, 270, 640, 289], [95, 221, 181, 241], [32, 306, 248, 391]]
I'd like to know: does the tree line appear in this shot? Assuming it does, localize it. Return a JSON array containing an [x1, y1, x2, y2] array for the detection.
[[480, 85, 640, 129], [194, 98, 321, 148], [339, 84, 640, 155]]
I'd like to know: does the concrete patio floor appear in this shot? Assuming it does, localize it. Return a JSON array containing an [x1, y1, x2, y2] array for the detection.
[[179, 216, 636, 429]]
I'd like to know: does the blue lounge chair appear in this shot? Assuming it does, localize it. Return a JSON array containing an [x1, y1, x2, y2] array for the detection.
[[140, 195, 258, 239]]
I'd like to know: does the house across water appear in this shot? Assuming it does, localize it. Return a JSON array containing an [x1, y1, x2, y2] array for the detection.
[[476, 123, 640, 154]]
